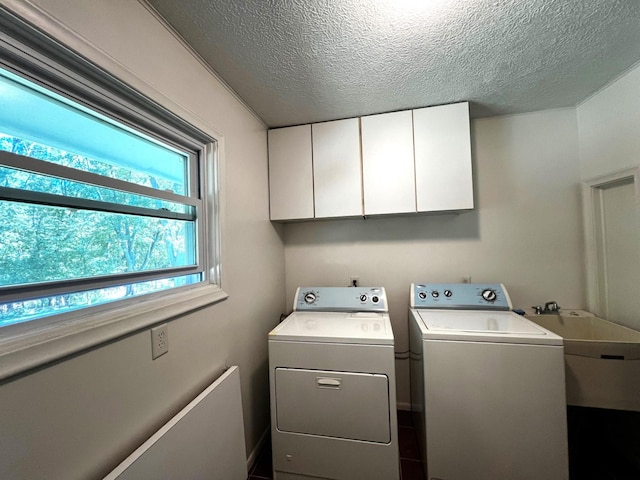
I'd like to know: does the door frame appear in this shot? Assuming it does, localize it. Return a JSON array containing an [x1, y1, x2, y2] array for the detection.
[[582, 167, 640, 316]]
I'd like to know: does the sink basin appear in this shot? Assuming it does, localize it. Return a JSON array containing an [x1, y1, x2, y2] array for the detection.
[[526, 310, 640, 412], [526, 311, 640, 358]]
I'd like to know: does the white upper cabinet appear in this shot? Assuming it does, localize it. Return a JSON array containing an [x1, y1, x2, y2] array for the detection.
[[361, 110, 416, 215], [413, 102, 473, 212], [268, 125, 314, 220], [312, 118, 363, 218], [267, 102, 473, 221]]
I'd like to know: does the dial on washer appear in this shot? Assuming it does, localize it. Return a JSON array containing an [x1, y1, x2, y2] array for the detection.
[[481, 289, 497, 302]]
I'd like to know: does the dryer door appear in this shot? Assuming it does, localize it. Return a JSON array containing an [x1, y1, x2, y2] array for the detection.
[[275, 368, 391, 443]]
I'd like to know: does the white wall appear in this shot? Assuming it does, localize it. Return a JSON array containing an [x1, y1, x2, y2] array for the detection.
[[0, 1, 284, 479], [576, 63, 640, 327], [574, 62, 640, 464], [284, 108, 585, 407], [577, 63, 640, 180]]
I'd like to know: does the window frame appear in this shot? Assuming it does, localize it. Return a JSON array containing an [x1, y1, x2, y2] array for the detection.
[[0, 5, 226, 380]]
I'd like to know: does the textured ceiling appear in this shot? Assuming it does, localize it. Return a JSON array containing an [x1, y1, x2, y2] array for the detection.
[[146, 0, 640, 128]]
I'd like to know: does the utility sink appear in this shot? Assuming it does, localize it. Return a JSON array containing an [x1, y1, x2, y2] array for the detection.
[[526, 310, 640, 411]]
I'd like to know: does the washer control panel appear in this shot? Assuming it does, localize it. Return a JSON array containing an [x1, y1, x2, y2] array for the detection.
[[294, 287, 388, 312], [410, 283, 512, 310]]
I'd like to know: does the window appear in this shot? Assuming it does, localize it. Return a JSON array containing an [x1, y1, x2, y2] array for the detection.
[[0, 8, 220, 337]]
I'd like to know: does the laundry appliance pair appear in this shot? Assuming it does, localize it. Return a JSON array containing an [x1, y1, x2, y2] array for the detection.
[[268, 284, 568, 480]]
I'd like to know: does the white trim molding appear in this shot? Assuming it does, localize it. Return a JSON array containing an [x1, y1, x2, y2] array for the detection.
[[582, 166, 640, 315]]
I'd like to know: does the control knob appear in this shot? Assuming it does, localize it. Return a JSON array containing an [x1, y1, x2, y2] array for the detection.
[[418, 291, 427, 300], [303, 292, 317, 304], [482, 289, 497, 302]]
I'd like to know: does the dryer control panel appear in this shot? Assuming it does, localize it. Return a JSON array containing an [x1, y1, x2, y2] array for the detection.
[[410, 283, 512, 310], [294, 287, 388, 312]]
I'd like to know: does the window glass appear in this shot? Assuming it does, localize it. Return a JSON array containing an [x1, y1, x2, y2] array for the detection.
[[0, 69, 188, 194], [0, 62, 209, 328], [0, 164, 193, 215], [0, 273, 202, 327], [0, 201, 196, 286]]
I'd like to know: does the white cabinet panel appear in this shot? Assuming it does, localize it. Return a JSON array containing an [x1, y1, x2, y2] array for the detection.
[[414, 102, 473, 212], [312, 118, 363, 218], [361, 110, 416, 215], [268, 103, 474, 221], [268, 125, 314, 220]]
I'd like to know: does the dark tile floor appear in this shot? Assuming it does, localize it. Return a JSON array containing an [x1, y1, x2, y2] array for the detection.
[[397, 409, 425, 480], [249, 407, 640, 480], [568, 406, 640, 480], [247, 410, 425, 479]]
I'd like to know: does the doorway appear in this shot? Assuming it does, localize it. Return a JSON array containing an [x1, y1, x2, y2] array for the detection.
[[583, 168, 640, 330]]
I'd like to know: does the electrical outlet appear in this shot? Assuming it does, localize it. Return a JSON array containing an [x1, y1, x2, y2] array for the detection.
[[151, 324, 169, 359]]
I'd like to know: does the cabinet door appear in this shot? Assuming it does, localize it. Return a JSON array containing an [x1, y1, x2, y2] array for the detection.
[[268, 125, 314, 220], [361, 110, 416, 215], [414, 102, 473, 212], [312, 118, 363, 218]]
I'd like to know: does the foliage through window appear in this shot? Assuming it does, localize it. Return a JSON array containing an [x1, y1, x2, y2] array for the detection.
[[0, 61, 215, 327]]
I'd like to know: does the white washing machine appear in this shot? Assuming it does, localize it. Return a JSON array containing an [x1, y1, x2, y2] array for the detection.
[[269, 287, 400, 480], [409, 283, 569, 480]]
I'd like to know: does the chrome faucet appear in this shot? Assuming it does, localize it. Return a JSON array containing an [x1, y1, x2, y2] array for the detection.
[[543, 301, 560, 313], [531, 302, 561, 314]]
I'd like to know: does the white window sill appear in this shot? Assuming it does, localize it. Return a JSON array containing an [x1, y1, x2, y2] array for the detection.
[[0, 285, 228, 381]]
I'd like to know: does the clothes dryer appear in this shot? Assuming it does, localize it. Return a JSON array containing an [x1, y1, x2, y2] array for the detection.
[[409, 283, 569, 480], [269, 287, 399, 480]]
